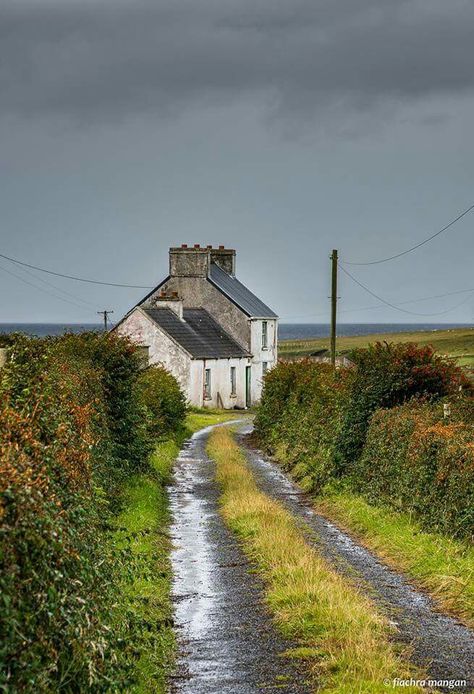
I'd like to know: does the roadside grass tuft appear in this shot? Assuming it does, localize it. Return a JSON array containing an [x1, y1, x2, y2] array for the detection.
[[112, 439, 180, 693], [208, 427, 427, 694], [316, 489, 474, 628]]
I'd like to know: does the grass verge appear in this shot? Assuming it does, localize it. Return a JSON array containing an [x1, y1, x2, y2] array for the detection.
[[316, 489, 474, 628], [110, 410, 243, 692], [208, 427, 426, 694]]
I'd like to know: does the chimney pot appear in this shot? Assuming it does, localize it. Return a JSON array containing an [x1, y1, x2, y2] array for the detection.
[[207, 245, 212, 249], [181, 244, 188, 248], [219, 245, 225, 250], [194, 243, 200, 248]]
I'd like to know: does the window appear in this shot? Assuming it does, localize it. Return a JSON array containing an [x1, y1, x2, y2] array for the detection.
[[262, 321, 268, 349], [262, 362, 268, 376], [230, 366, 236, 395], [204, 368, 212, 399]]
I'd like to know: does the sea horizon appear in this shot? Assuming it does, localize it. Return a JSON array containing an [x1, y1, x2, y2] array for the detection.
[[0, 321, 471, 341]]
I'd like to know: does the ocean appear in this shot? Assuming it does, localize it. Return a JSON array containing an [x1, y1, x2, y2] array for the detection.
[[0, 322, 470, 340]]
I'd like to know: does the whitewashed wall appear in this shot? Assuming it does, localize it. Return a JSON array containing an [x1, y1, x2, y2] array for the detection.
[[198, 357, 251, 409], [249, 318, 278, 403], [116, 309, 193, 400]]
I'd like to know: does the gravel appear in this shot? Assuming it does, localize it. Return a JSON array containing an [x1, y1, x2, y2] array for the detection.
[[169, 422, 312, 694], [238, 425, 474, 694]]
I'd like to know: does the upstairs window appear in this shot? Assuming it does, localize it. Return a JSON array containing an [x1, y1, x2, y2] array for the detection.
[[204, 368, 212, 399], [262, 321, 268, 349], [230, 366, 236, 395]]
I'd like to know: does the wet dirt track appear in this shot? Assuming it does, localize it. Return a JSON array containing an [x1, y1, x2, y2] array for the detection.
[[169, 423, 312, 694], [237, 425, 474, 694]]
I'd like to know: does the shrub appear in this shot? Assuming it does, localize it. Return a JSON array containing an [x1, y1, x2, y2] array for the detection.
[[0, 331, 186, 691], [334, 342, 469, 473], [134, 365, 187, 439], [0, 337, 117, 691], [255, 361, 348, 491], [353, 401, 474, 540]]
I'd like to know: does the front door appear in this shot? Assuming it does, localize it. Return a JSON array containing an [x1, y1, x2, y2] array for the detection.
[[245, 366, 251, 408]]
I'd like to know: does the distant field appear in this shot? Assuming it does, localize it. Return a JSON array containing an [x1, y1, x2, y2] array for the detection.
[[279, 327, 474, 367]]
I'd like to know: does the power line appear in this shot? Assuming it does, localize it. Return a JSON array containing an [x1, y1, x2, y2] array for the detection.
[[8, 261, 100, 310], [279, 285, 474, 320], [0, 262, 99, 313], [338, 264, 474, 317], [343, 201, 474, 266], [0, 250, 153, 288]]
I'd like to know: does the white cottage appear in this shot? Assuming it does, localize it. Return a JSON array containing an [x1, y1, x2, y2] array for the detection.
[[114, 245, 278, 409]]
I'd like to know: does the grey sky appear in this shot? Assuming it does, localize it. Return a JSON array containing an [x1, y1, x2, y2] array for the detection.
[[1, 0, 473, 324]]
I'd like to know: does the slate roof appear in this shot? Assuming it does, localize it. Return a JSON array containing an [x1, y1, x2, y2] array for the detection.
[[209, 263, 278, 318], [143, 307, 250, 359]]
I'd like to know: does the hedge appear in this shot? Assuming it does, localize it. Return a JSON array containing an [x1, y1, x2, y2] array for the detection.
[[254, 360, 348, 491], [353, 401, 474, 540], [255, 342, 473, 539], [0, 332, 186, 692], [334, 342, 469, 473]]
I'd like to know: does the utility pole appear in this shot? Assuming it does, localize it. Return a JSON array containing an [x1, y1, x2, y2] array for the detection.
[[97, 310, 114, 331], [330, 250, 338, 367]]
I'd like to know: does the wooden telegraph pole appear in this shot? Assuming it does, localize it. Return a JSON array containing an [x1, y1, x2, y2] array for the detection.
[[330, 250, 338, 367], [98, 310, 114, 331]]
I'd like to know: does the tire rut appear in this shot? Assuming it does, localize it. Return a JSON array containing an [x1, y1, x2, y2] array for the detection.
[[237, 425, 474, 694]]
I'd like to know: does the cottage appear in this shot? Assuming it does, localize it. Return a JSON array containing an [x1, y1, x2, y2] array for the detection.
[[114, 245, 278, 408]]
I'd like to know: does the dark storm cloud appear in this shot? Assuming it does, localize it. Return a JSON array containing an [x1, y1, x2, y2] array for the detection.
[[1, 0, 474, 121]]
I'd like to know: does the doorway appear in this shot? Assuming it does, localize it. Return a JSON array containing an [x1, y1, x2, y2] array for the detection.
[[245, 366, 251, 408]]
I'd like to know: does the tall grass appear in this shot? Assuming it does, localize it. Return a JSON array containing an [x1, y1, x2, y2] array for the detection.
[[208, 427, 426, 694], [317, 490, 474, 628]]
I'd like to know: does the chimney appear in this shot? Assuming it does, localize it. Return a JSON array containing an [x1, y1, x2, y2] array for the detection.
[[210, 246, 236, 276], [153, 288, 183, 319], [169, 245, 210, 277]]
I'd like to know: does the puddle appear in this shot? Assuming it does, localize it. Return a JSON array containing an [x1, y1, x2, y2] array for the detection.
[[169, 422, 312, 694]]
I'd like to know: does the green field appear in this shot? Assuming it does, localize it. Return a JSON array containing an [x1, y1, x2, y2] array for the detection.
[[279, 326, 474, 367]]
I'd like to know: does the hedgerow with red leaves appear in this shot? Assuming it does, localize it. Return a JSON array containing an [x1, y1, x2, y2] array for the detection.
[[0, 332, 186, 692]]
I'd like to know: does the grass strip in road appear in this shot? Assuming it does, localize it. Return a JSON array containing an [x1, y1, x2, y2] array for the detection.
[[316, 490, 474, 628], [208, 427, 426, 694]]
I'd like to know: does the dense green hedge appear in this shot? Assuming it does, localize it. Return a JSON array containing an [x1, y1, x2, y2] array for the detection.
[[134, 365, 187, 439], [255, 342, 473, 539], [255, 360, 347, 491], [334, 342, 468, 473], [353, 401, 474, 540], [0, 332, 186, 692]]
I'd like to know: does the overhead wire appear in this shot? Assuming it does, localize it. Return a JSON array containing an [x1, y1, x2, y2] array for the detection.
[[338, 264, 474, 317], [278, 285, 474, 321], [0, 262, 99, 313], [342, 201, 474, 266], [0, 250, 153, 288], [7, 261, 100, 310]]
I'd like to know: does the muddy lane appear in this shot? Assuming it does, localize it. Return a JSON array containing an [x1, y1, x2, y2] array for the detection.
[[168, 423, 311, 694], [237, 426, 474, 694]]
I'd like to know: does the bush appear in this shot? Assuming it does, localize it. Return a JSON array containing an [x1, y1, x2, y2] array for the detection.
[[134, 365, 187, 439], [353, 401, 474, 540], [255, 361, 348, 491], [0, 337, 116, 691], [0, 331, 186, 691], [334, 342, 469, 473]]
